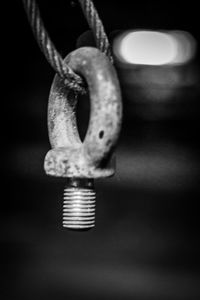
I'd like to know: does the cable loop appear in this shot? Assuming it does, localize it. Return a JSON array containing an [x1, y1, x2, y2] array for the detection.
[[22, 0, 113, 94]]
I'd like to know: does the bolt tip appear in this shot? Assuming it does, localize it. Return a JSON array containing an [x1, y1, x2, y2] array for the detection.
[[63, 186, 96, 230], [62, 224, 95, 231]]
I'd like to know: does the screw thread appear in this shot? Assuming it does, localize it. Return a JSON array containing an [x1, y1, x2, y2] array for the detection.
[[63, 179, 96, 230]]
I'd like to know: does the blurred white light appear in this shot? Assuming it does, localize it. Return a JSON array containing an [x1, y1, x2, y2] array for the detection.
[[170, 30, 196, 64], [114, 30, 196, 65]]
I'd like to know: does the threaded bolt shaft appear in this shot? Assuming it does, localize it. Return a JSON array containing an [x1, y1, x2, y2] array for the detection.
[[63, 178, 96, 230]]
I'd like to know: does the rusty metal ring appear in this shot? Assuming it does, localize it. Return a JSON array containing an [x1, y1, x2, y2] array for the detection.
[[44, 47, 122, 178]]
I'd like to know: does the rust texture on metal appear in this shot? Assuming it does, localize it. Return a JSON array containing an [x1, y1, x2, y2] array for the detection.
[[44, 46, 122, 179]]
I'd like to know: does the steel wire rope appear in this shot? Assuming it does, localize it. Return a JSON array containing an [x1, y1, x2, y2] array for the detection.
[[22, 0, 113, 94]]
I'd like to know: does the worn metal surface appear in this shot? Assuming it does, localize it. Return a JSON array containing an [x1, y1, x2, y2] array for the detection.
[[44, 47, 122, 178], [44, 46, 122, 229]]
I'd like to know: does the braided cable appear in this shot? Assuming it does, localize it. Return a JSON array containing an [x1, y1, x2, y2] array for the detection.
[[22, 0, 112, 93], [78, 0, 113, 63], [22, 0, 85, 93]]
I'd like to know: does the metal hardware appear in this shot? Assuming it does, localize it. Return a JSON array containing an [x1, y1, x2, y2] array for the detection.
[[44, 47, 122, 230]]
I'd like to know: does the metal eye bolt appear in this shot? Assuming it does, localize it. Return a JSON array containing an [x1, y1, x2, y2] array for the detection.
[[44, 47, 122, 230]]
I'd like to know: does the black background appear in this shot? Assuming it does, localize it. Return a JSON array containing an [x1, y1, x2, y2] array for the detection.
[[1, 1, 200, 299]]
